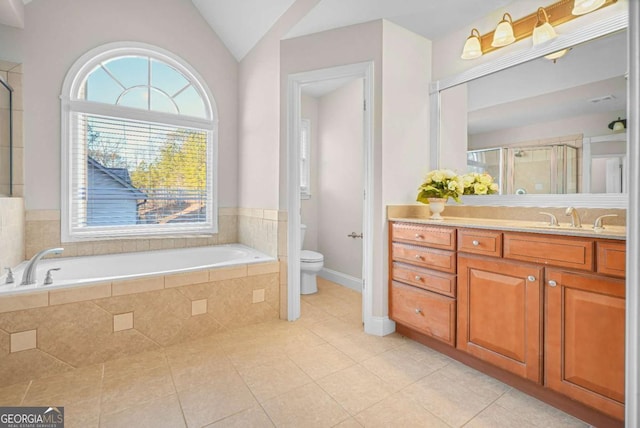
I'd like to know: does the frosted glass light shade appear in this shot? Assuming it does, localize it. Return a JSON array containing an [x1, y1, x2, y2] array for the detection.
[[461, 29, 482, 59], [532, 22, 557, 45], [572, 0, 606, 15], [492, 13, 515, 47], [545, 49, 569, 61]]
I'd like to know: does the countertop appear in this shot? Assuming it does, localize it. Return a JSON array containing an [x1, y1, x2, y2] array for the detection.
[[388, 216, 626, 240]]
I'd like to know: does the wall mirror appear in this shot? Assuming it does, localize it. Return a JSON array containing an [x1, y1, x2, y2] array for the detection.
[[431, 13, 628, 207]]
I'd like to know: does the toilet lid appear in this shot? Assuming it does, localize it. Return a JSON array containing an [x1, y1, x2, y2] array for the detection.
[[301, 250, 324, 262]]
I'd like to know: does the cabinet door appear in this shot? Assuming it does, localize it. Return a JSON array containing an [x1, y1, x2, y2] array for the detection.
[[545, 269, 625, 420], [457, 254, 543, 383]]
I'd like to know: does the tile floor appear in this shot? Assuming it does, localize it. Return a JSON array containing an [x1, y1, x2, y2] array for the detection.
[[0, 278, 590, 427]]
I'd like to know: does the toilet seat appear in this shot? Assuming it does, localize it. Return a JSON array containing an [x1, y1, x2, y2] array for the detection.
[[301, 250, 324, 262]]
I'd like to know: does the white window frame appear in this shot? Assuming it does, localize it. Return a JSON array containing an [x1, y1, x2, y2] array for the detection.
[[300, 118, 311, 199], [60, 42, 219, 242]]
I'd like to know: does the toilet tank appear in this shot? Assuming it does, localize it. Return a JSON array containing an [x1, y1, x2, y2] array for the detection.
[[300, 224, 307, 249]]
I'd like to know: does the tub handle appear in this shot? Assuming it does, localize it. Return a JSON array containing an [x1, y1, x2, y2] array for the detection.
[[4, 268, 14, 284], [44, 268, 61, 286]]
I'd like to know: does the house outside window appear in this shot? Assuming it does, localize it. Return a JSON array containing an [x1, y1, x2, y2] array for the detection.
[[60, 42, 218, 241]]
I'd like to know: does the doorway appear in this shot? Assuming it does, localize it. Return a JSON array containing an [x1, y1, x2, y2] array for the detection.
[[286, 62, 374, 330]]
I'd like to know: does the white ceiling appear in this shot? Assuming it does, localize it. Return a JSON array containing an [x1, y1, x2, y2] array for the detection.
[[191, 0, 297, 61], [190, 0, 514, 61]]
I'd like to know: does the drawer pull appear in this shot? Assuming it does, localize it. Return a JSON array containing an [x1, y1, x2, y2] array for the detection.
[[472, 240, 480, 246], [548, 280, 557, 287], [527, 275, 536, 282], [414, 254, 423, 260], [415, 234, 423, 239], [415, 308, 422, 314], [414, 275, 422, 281]]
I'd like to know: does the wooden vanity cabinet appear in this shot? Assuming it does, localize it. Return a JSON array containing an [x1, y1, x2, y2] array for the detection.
[[389, 222, 457, 346], [545, 268, 626, 420], [389, 220, 626, 423], [457, 254, 543, 383]]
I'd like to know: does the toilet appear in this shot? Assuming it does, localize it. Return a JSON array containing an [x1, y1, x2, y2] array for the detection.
[[300, 224, 324, 294]]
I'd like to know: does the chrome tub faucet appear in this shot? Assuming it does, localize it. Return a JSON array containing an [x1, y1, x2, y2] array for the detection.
[[20, 247, 64, 286]]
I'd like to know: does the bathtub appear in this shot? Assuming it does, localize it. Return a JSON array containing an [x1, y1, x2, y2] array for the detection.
[[0, 244, 274, 296]]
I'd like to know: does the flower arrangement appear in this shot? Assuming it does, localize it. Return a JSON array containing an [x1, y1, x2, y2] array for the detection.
[[417, 170, 499, 205], [462, 172, 499, 195], [416, 169, 464, 204]]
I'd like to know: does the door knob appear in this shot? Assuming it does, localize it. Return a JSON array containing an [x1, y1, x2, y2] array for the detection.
[[472, 240, 480, 246], [415, 308, 422, 314]]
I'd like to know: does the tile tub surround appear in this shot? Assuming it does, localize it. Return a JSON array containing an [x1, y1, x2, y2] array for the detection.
[[24, 207, 285, 260], [0, 197, 25, 275], [0, 261, 280, 386], [0, 279, 588, 427]]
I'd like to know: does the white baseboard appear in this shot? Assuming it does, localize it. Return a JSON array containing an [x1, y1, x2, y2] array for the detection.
[[365, 316, 396, 336], [319, 268, 362, 293]]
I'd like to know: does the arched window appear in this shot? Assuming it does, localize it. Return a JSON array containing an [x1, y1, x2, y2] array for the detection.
[[61, 42, 218, 241]]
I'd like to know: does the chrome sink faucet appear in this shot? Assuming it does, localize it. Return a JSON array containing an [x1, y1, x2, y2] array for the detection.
[[20, 247, 64, 286], [565, 207, 582, 228]]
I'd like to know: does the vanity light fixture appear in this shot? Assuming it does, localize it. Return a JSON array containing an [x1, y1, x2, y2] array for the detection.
[[532, 8, 557, 46], [572, 0, 607, 15], [608, 117, 626, 133], [461, 0, 617, 60], [544, 48, 570, 62], [491, 13, 516, 47], [461, 29, 483, 59]]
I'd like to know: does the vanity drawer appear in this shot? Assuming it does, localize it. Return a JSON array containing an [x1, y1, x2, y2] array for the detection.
[[596, 241, 626, 278], [503, 233, 594, 271], [458, 229, 502, 257], [392, 243, 456, 274], [391, 222, 456, 250], [390, 281, 456, 346], [392, 262, 456, 297]]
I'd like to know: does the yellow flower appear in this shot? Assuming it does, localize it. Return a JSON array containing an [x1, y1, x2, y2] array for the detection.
[[473, 183, 488, 195]]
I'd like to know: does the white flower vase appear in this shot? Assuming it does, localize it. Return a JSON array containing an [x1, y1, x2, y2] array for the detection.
[[428, 198, 447, 220]]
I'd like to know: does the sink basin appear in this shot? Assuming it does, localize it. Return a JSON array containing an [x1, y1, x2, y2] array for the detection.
[[530, 223, 626, 236]]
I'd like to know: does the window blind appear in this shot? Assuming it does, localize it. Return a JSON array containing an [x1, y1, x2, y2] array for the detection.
[[70, 113, 210, 231]]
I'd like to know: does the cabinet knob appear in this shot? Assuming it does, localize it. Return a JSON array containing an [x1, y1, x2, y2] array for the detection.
[[414, 254, 422, 260], [548, 280, 557, 287], [414, 275, 422, 281], [415, 308, 422, 314], [472, 240, 480, 246], [415, 234, 423, 239], [527, 275, 536, 282]]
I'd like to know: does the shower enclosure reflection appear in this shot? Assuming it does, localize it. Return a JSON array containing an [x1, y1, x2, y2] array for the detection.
[[467, 144, 578, 195], [0, 76, 12, 196]]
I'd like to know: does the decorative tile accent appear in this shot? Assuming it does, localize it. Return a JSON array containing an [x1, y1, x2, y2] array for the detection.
[[252, 289, 265, 303], [113, 312, 134, 332], [192, 299, 207, 316], [11, 329, 37, 352]]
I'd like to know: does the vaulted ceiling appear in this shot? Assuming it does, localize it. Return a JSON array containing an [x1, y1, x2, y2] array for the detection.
[[4, 1, 536, 62]]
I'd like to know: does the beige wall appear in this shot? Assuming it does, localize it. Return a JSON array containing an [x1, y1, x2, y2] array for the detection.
[[20, 0, 238, 211], [316, 78, 364, 279], [281, 20, 431, 320], [238, 0, 320, 210]]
